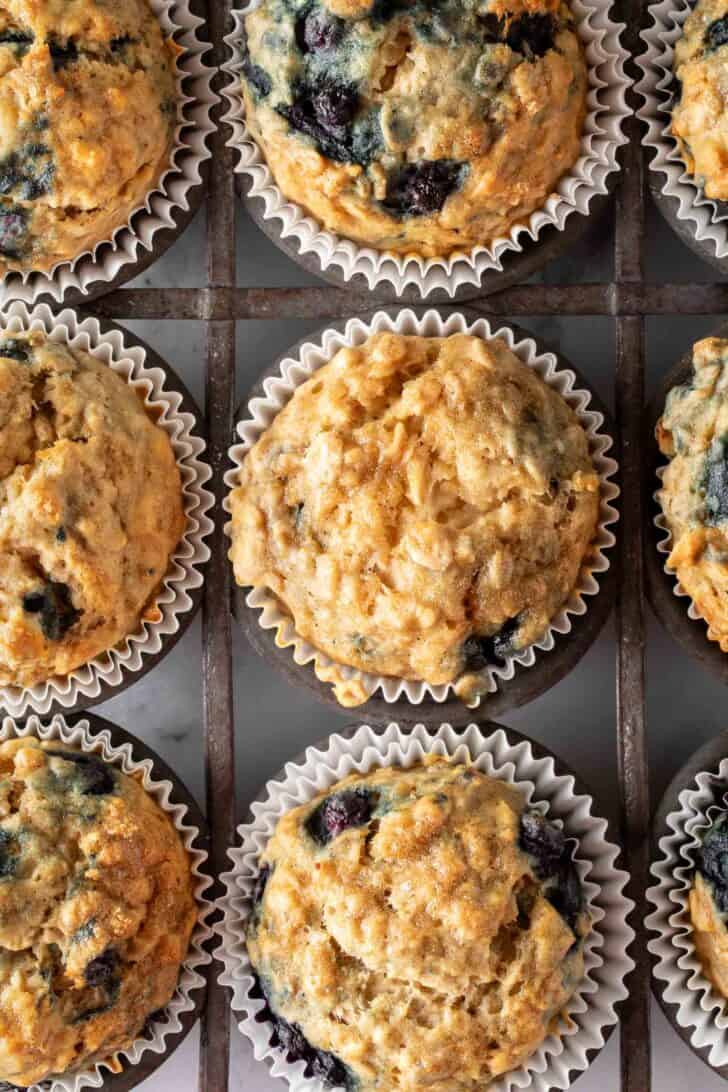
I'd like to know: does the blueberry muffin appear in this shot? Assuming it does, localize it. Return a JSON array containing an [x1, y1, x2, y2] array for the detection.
[[0, 329, 185, 690], [671, 0, 728, 200], [656, 337, 728, 651], [0, 0, 178, 276], [247, 758, 590, 1091], [689, 811, 728, 998], [0, 736, 197, 1085], [240, 0, 588, 257], [229, 331, 601, 707]]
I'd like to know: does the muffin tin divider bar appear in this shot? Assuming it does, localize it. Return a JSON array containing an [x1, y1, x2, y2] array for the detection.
[[200, 2, 237, 1092]]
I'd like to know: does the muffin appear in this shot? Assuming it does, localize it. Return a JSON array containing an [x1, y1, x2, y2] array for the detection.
[[656, 337, 728, 650], [0, 329, 185, 690], [0, 735, 197, 1086], [689, 811, 728, 998], [246, 757, 589, 1092], [229, 330, 601, 707], [240, 0, 588, 258], [0, 0, 178, 276]]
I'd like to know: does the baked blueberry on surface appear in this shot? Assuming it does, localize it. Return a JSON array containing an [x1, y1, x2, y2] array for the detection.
[[656, 337, 728, 653], [0, 329, 185, 691], [246, 759, 589, 1091], [0, 0, 178, 276], [240, 0, 587, 256], [689, 811, 728, 999], [0, 737, 197, 1086]]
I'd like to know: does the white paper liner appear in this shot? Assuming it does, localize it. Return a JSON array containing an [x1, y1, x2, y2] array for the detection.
[[647, 756, 728, 1066], [0, 1, 216, 307], [217, 721, 634, 1092], [0, 301, 214, 719], [225, 308, 619, 709], [222, 3, 629, 297], [0, 712, 213, 1092], [637, 0, 728, 260]]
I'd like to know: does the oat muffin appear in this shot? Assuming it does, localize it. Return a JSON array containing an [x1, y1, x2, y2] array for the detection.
[[656, 337, 728, 651], [0, 329, 185, 690], [247, 758, 589, 1091], [0, 736, 197, 1085], [671, 0, 728, 200], [240, 0, 588, 257], [0, 0, 178, 276], [229, 331, 601, 707], [689, 811, 728, 998]]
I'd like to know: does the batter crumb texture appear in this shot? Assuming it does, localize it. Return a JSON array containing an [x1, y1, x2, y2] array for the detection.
[[241, 0, 588, 257], [0, 737, 197, 1086], [247, 758, 590, 1092], [0, 0, 177, 276], [671, 0, 728, 200], [690, 811, 728, 998], [229, 331, 601, 707], [657, 337, 728, 651], [0, 329, 185, 690]]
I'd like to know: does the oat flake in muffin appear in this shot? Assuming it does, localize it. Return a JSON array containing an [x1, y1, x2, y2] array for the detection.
[[229, 330, 601, 707], [246, 757, 590, 1092], [657, 337, 728, 651], [0, 0, 178, 276], [240, 0, 588, 258], [689, 811, 728, 999], [0, 736, 197, 1086], [0, 329, 185, 690]]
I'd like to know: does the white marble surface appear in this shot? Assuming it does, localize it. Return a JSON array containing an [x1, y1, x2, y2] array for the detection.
[[87, 198, 728, 1090]]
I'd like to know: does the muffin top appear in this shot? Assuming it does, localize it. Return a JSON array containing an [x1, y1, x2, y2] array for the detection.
[[690, 811, 728, 998], [241, 0, 588, 257], [0, 0, 177, 275], [671, 0, 728, 200], [0, 329, 185, 690], [0, 736, 197, 1086], [657, 337, 728, 650], [247, 758, 589, 1092], [229, 331, 600, 707]]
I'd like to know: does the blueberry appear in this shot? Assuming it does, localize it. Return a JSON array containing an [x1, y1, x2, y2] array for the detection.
[[296, 6, 346, 53], [705, 16, 728, 52], [504, 13, 556, 57], [84, 947, 119, 988], [55, 525, 67, 543], [48, 37, 79, 70], [478, 12, 503, 41], [279, 80, 360, 163], [0, 207, 27, 258], [0, 830, 17, 879], [305, 787, 376, 846], [461, 614, 521, 672], [383, 160, 466, 217], [72, 919, 96, 944], [702, 439, 728, 524], [242, 45, 272, 99], [0, 28, 33, 57], [0, 338, 29, 362], [22, 580, 81, 641], [252, 864, 271, 910], [519, 812, 583, 931], [697, 812, 728, 912], [45, 750, 116, 796], [110, 35, 134, 53]]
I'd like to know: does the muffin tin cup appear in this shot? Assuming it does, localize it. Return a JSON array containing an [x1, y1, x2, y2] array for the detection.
[[0, 1, 216, 309], [647, 731, 728, 1078], [0, 302, 214, 720], [637, 0, 728, 272], [0, 711, 213, 1092], [226, 307, 619, 719], [222, 4, 630, 299], [216, 720, 634, 1092], [645, 328, 728, 685]]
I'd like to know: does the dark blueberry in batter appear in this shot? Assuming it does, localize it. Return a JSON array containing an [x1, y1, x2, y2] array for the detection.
[[703, 440, 728, 524], [462, 614, 521, 672], [705, 16, 728, 52], [72, 919, 96, 944], [296, 6, 346, 53], [22, 580, 81, 641], [56, 525, 67, 542], [505, 13, 556, 58], [305, 787, 376, 846], [279, 80, 359, 163], [519, 811, 583, 931], [0, 338, 29, 362], [243, 51, 272, 98], [110, 35, 134, 53], [251, 863, 271, 909], [84, 947, 119, 988], [697, 812, 728, 912], [478, 12, 503, 42], [0, 28, 34, 56], [45, 750, 116, 796], [0, 830, 17, 879], [48, 36, 79, 69], [383, 160, 466, 216], [0, 207, 27, 257]]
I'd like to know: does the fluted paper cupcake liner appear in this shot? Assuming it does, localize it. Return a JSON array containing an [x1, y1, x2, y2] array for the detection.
[[0, 712, 213, 1092], [223, 2, 629, 297], [647, 757, 728, 1066], [0, 301, 214, 718], [225, 308, 619, 710], [217, 721, 633, 1092], [0, 1, 216, 307]]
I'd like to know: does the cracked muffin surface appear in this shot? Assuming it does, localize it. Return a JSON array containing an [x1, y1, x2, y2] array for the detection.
[[0, 0, 177, 276], [671, 0, 728, 200], [0, 329, 185, 690], [229, 330, 601, 707], [240, 0, 588, 257], [247, 757, 590, 1092], [657, 337, 728, 651], [0, 736, 197, 1086], [689, 811, 728, 998]]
